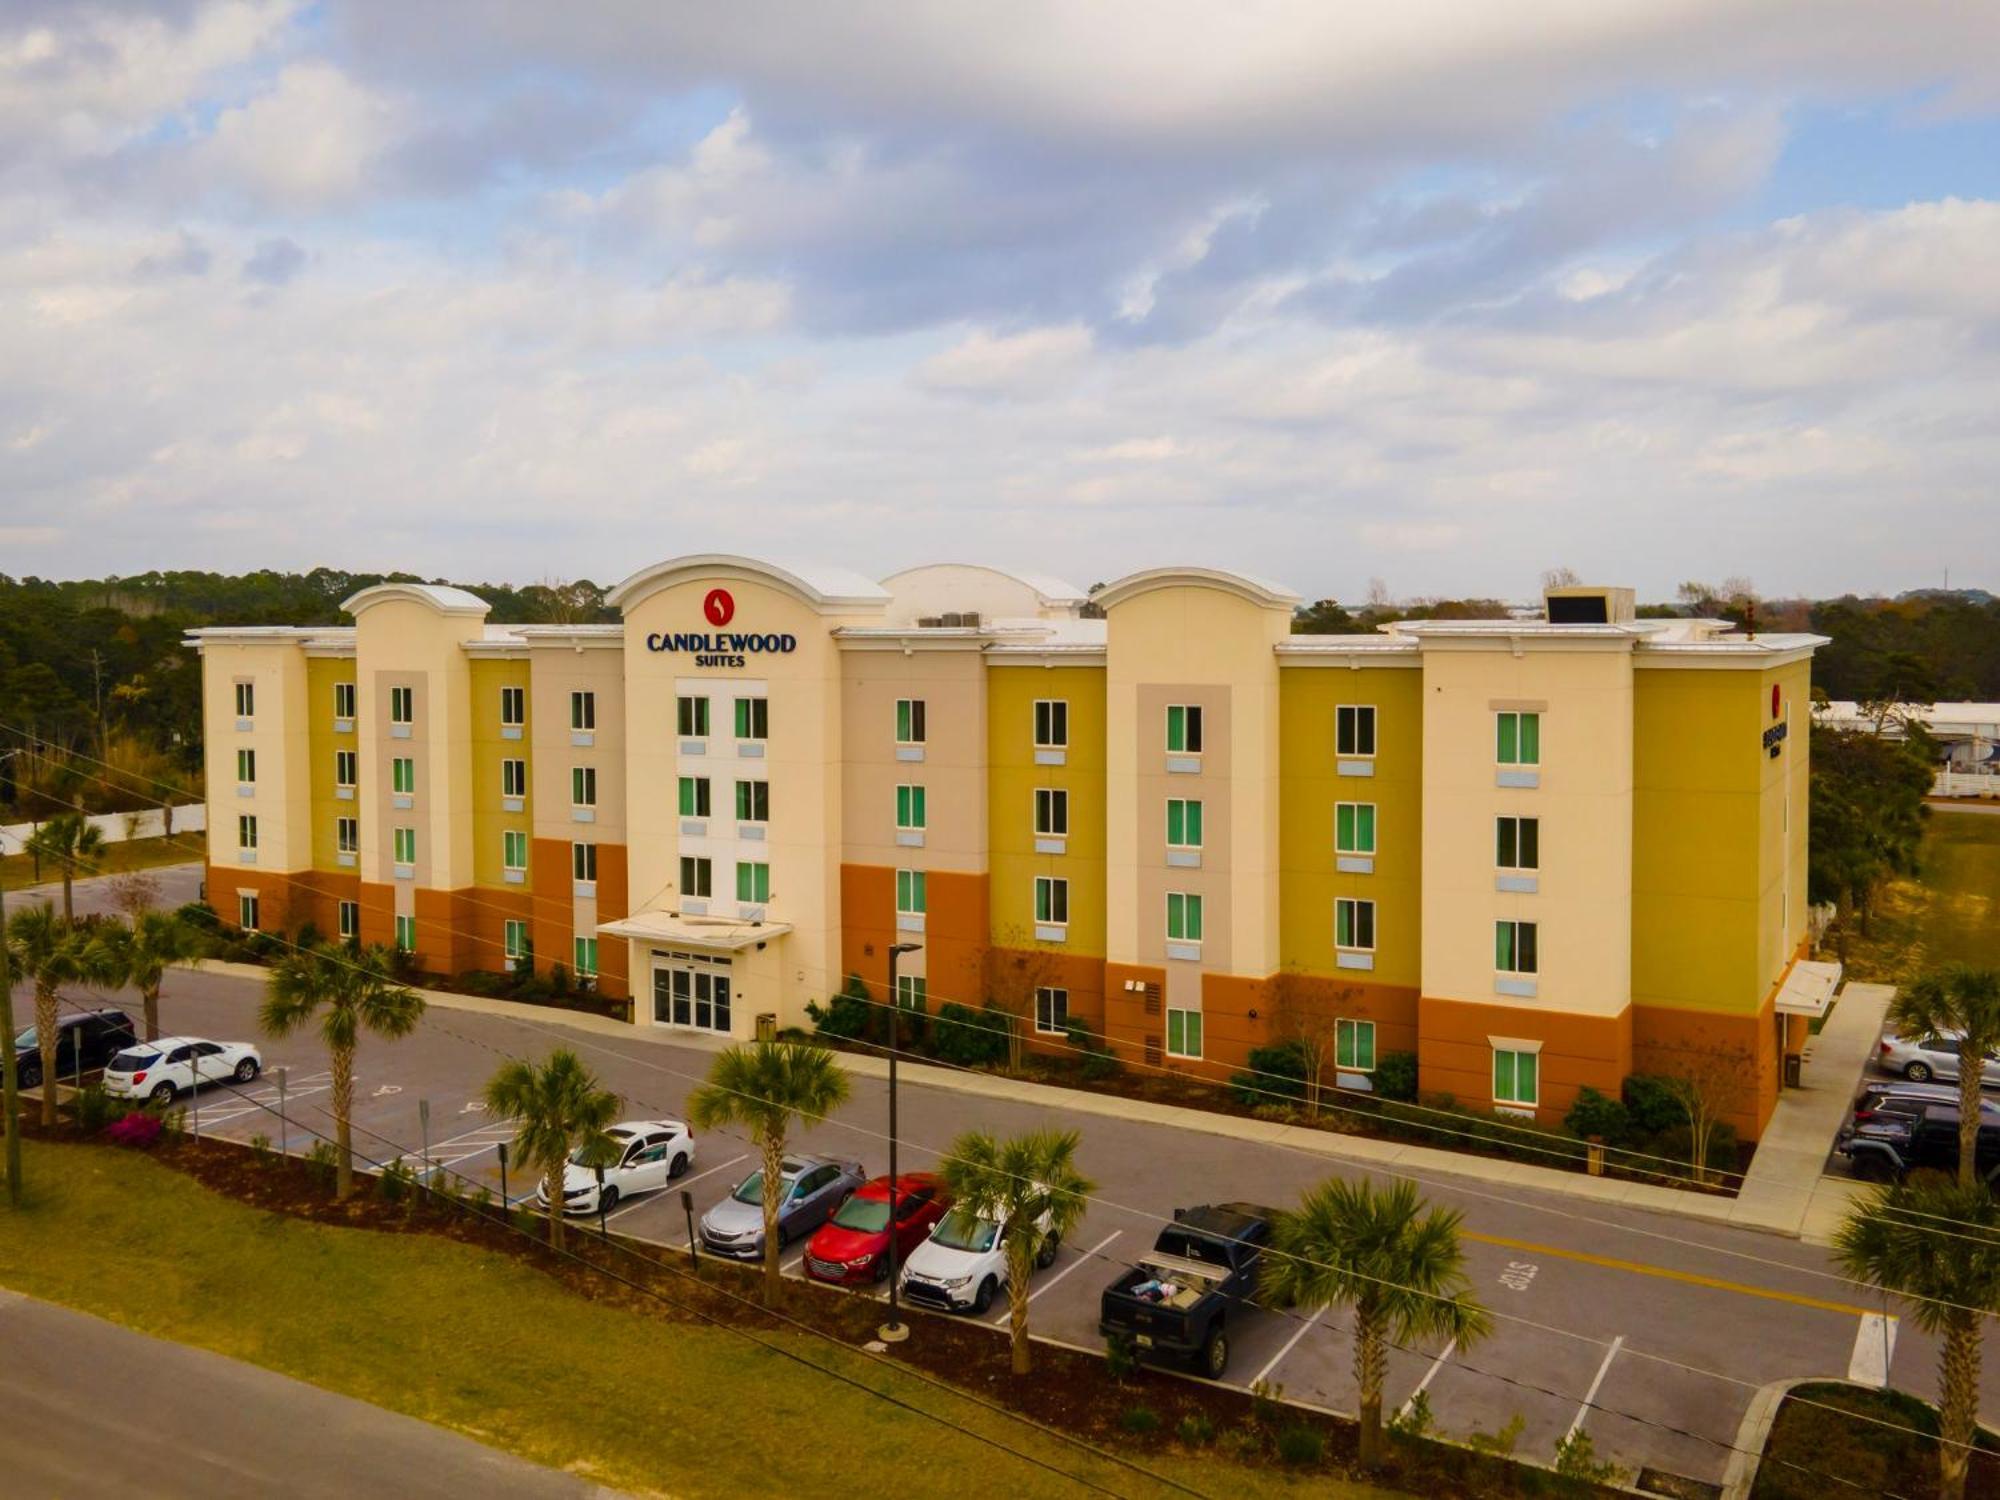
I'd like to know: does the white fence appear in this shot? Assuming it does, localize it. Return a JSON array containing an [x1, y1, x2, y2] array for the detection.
[[1936, 769, 2000, 799], [0, 803, 206, 858]]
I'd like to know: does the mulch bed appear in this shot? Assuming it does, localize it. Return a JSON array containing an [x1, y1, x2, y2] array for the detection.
[[1754, 1382, 2000, 1500], [17, 1114, 1618, 1499]]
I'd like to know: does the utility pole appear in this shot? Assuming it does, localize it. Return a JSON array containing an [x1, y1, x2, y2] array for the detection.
[[879, 941, 921, 1343], [1, 748, 24, 1207]]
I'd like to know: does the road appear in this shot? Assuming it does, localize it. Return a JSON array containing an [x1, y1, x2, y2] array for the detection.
[[30, 956, 1983, 1497], [0, 1290, 613, 1499], [4, 861, 204, 920]]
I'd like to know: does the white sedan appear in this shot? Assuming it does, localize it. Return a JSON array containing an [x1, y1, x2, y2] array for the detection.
[[535, 1119, 696, 1216], [899, 1204, 1059, 1314], [104, 1037, 262, 1105]]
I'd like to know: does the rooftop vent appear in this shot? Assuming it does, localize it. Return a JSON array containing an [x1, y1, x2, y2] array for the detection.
[[1543, 586, 1635, 625]]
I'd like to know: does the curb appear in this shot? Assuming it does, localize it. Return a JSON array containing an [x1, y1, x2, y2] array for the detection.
[[1718, 1376, 1818, 1500]]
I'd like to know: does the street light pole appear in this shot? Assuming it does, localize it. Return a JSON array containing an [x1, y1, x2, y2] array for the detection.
[[1, 748, 23, 1208], [880, 941, 921, 1343]]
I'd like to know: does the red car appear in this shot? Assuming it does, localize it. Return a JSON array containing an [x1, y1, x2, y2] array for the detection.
[[804, 1172, 949, 1286]]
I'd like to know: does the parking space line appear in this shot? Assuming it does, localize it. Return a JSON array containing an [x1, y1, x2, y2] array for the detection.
[[783, 1249, 807, 1274], [1848, 1313, 1897, 1388], [1565, 1335, 1624, 1442], [1397, 1336, 1457, 1418], [1251, 1308, 1322, 1387], [990, 1230, 1121, 1327], [1467, 1231, 1871, 1316], [671, 1153, 748, 1195]]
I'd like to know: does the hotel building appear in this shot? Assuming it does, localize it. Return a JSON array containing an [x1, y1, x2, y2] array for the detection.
[[190, 556, 1829, 1139]]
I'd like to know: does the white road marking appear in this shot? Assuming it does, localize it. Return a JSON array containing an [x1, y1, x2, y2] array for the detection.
[[1848, 1313, 1898, 1389], [782, 1249, 807, 1273], [990, 1230, 1122, 1327], [671, 1153, 748, 1195], [1397, 1337, 1458, 1419], [1252, 1308, 1323, 1387], [1566, 1335, 1625, 1442]]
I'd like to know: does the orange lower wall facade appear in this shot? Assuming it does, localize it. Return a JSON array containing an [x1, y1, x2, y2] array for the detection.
[[840, 864, 988, 1018], [1420, 996, 1632, 1125]]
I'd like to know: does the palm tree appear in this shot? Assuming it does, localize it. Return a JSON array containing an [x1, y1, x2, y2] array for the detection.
[[1261, 1177, 1492, 1468], [4, 904, 112, 1127], [936, 1127, 1093, 1376], [94, 908, 193, 1042], [484, 1049, 623, 1249], [25, 814, 107, 922], [259, 942, 424, 1200], [1836, 1177, 2000, 1500], [687, 1040, 850, 1299], [1889, 965, 2000, 1189]]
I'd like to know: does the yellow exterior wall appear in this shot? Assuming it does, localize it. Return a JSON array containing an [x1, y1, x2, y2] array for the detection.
[[470, 658, 532, 889], [304, 656, 352, 872], [987, 663, 1107, 957], [1278, 663, 1424, 985]]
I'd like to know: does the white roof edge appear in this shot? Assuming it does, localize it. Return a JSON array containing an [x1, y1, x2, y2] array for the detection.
[[340, 582, 490, 618], [1093, 566, 1301, 611], [877, 562, 1089, 606], [607, 554, 889, 612]]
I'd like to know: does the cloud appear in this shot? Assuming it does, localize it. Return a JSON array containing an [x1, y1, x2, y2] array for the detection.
[[198, 62, 398, 208], [242, 235, 304, 284], [914, 324, 1093, 398], [134, 229, 211, 277]]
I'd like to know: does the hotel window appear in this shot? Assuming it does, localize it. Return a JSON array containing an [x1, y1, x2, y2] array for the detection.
[[238, 814, 258, 849], [896, 698, 926, 745], [393, 826, 416, 865], [503, 920, 527, 961], [896, 784, 926, 831], [1166, 891, 1203, 944], [501, 758, 527, 798], [681, 856, 713, 898], [1165, 704, 1203, 754], [574, 937, 598, 978], [1496, 920, 1539, 975], [737, 861, 771, 903], [896, 868, 927, 915], [395, 914, 416, 953], [570, 691, 596, 732], [1166, 798, 1203, 850], [573, 842, 598, 883], [1336, 1018, 1376, 1072], [392, 756, 415, 795], [677, 695, 710, 737], [503, 830, 528, 871], [735, 779, 769, 822], [338, 900, 359, 941], [1035, 987, 1069, 1034], [1497, 711, 1541, 766], [236, 748, 256, 785], [1167, 1008, 1203, 1059], [334, 681, 356, 720], [1034, 699, 1068, 749], [1035, 876, 1069, 926], [1335, 897, 1375, 951], [896, 974, 927, 1009], [500, 686, 525, 728], [390, 686, 413, 726], [678, 776, 711, 817], [572, 766, 597, 808], [1493, 1047, 1539, 1108], [238, 893, 260, 931], [234, 681, 255, 718], [335, 750, 357, 788], [734, 697, 768, 741], [1335, 802, 1376, 856], [337, 817, 359, 855], [1034, 787, 1068, 837], [1336, 704, 1376, 758], [1496, 816, 1539, 870]]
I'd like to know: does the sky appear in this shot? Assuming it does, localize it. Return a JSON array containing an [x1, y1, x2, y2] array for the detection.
[[3, 2, 1999, 603]]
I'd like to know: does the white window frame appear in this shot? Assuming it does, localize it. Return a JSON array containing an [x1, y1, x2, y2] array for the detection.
[[895, 974, 927, 1009], [1165, 797, 1203, 850], [570, 690, 596, 732], [237, 892, 260, 930], [1165, 703, 1203, 755], [1165, 890, 1203, 944], [334, 681, 356, 720], [680, 856, 713, 898], [572, 765, 597, 808], [1336, 1017, 1376, 1072], [393, 826, 416, 865], [389, 685, 414, 726], [503, 919, 528, 960], [1166, 1007, 1203, 1059], [736, 860, 771, 903], [1496, 815, 1539, 871], [572, 841, 598, 883], [1335, 802, 1376, 856], [1497, 710, 1541, 767], [895, 783, 926, 831], [573, 937, 598, 977], [394, 914, 416, 953], [238, 814, 258, 850], [895, 868, 927, 915], [896, 698, 926, 745], [336, 817, 359, 855], [1492, 1041, 1542, 1108], [503, 830, 528, 871], [677, 695, 710, 738], [735, 778, 770, 823], [1034, 787, 1069, 836], [1034, 875, 1069, 927], [679, 775, 711, 817], [499, 685, 525, 727], [1033, 699, 1068, 749], [236, 748, 256, 785], [335, 749, 357, 789], [392, 756, 416, 795], [501, 758, 527, 799], [337, 900, 359, 940], [234, 680, 255, 719], [734, 697, 769, 742], [1496, 919, 1539, 975], [1335, 896, 1375, 952], [1035, 986, 1069, 1035], [1336, 703, 1376, 759]]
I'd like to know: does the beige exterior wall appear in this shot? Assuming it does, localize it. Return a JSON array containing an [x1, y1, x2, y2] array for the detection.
[[200, 638, 315, 876], [839, 643, 989, 874]]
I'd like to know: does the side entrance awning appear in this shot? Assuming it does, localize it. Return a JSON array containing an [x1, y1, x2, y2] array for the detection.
[[1774, 958, 1843, 1020], [596, 911, 793, 952]]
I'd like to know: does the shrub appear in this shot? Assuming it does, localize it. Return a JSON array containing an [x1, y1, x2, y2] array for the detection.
[[294, 921, 324, 950], [1104, 1333, 1139, 1382], [1375, 1050, 1419, 1102], [377, 1158, 414, 1203], [1176, 1412, 1215, 1447], [74, 1082, 114, 1134], [1467, 1413, 1525, 1457], [1275, 1425, 1325, 1465], [1563, 1086, 1632, 1146], [1389, 1388, 1435, 1441], [1118, 1404, 1160, 1435], [932, 1002, 1009, 1067], [451, 970, 507, 998], [303, 1140, 340, 1190], [1066, 1019, 1120, 1081], [1230, 1040, 1308, 1108], [1552, 1429, 1625, 1487], [105, 1112, 163, 1149], [1621, 1074, 1684, 1136], [248, 1132, 273, 1165], [806, 974, 873, 1040]]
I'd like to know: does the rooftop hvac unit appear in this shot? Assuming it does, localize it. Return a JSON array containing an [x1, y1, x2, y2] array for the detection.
[[916, 616, 944, 629]]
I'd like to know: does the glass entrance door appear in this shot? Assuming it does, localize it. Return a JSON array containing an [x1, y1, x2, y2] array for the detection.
[[650, 952, 734, 1035]]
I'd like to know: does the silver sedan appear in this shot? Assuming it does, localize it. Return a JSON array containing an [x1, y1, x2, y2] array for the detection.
[[698, 1155, 866, 1259]]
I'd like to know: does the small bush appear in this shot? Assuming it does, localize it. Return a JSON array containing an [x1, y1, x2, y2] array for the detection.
[[1552, 1429, 1626, 1487], [1230, 1040, 1308, 1108], [1275, 1424, 1325, 1466], [932, 1002, 1009, 1067], [1563, 1086, 1632, 1146], [74, 1082, 114, 1133], [105, 1112, 163, 1149], [1248, 1378, 1285, 1429], [1389, 1388, 1435, 1441], [162, 1106, 188, 1140], [1104, 1332, 1140, 1382], [1118, 1404, 1160, 1435], [1176, 1412, 1215, 1447], [377, 1158, 414, 1203], [1066, 1019, 1121, 1081], [304, 1140, 340, 1190], [806, 974, 873, 1040], [1467, 1413, 1525, 1457], [1621, 1074, 1684, 1136], [248, 1132, 273, 1164], [1375, 1050, 1419, 1103]]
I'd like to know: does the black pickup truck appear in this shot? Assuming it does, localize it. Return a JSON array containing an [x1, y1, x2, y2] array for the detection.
[[1840, 1105, 2000, 1184], [1098, 1202, 1278, 1379]]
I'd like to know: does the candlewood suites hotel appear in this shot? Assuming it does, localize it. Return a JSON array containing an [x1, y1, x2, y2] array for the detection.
[[191, 556, 1831, 1139]]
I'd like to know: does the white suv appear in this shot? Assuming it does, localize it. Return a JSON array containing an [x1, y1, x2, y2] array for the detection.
[[899, 1204, 1059, 1314], [104, 1037, 262, 1105]]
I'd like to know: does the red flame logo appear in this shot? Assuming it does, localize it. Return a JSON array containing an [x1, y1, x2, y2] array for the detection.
[[704, 588, 735, 627]]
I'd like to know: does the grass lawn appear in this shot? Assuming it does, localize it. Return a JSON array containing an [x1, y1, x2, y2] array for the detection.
[[1838, 808, 2000, 985], [0, 830, 206, 889], [0, 1139, 1395, 1500], [1752, 1381, 2000, 1500]]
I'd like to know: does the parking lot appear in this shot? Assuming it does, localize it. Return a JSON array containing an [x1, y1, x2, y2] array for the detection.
[[62, 964, 1995, 1495]]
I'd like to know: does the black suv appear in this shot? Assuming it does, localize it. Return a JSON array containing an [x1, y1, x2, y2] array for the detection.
[[11, 1009, 137, 1090], [1839, 1105, 2000, 1184]]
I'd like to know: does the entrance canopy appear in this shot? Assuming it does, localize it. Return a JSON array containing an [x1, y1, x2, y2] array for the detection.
[[596, 911, 792, 952], [1774, 959, 1844, 1020]]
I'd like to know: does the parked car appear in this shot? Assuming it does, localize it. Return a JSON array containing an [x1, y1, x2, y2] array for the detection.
[[1843, 1080, 2000, 1140], [804, 1172, 950, 1287], [700, 1155, 867, 1260], [900, 1202, 1061, 1314], [1839, 1106, 2000, 1183], [1878, 1032, 2000, 1086], [11, 1009, 136, 1090], [103, 1036, 261, 1104], [533, 1119, 696, 1216], [1099, 1202, 1279, 1379]]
